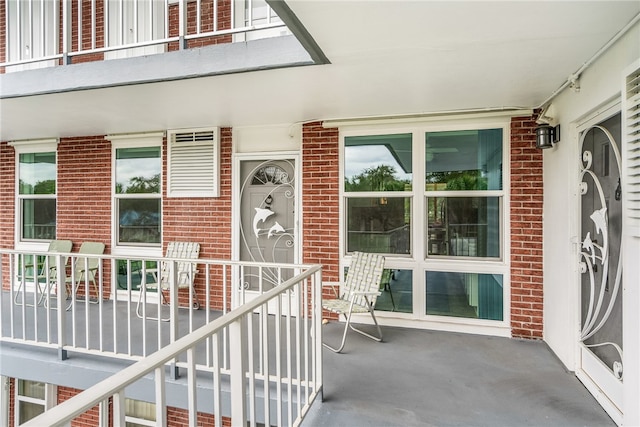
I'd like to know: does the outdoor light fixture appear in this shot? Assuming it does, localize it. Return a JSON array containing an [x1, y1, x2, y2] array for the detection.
[[535, 123, 560, 149]]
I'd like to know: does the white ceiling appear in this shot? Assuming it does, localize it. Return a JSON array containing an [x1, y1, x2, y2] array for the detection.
[[1, 1, 639, 141]]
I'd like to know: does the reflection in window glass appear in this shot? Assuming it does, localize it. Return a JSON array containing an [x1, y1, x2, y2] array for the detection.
[[16, 380, 46, 424], [115, 146, 161, 247], [19, 152, 56, 241], [22, 199, 56, 240], [346, 197, 411, 255], [116, 147, 161, 194], [345, 134, 412, 192], [125, 397, 157, 427], [19, 152, 56, 195], [118, 199, 161, 244], [376, 269, 412, 313], [427, 197, 500, 258], [425, 129, 502, 191], [426, 271, 503, 320]]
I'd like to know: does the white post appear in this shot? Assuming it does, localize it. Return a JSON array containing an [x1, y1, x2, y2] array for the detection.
[[170, 260, 179, 379], [155, 367, 167, 427], [56, 254, 68, 360], [229, 317, 247, 426], [112, 390, 126, 426]]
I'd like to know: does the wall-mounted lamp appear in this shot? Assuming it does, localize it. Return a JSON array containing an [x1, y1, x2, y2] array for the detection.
[[535, 123, 560, 149]]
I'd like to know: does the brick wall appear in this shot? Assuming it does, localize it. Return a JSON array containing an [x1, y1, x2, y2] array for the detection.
[[57, 136, 112, 299], [510, 114, 544, 339], [162, 127, 233, 310], [168, 1, 233, 51], [0, 142, 15, 249], [167, 407, 231, 427], [301, 122, 341, 316], [1, 142, 15, 289], [58, 386, 101, 427]]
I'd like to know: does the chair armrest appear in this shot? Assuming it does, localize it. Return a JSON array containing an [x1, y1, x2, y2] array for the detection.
[[322, 282, 342, 298]]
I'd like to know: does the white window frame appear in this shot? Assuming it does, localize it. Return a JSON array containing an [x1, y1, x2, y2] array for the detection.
[[14, 379, 56, 426], [338, 115, 512, 336], [9, 139, 59, 250], [109, 133, 164, 254]]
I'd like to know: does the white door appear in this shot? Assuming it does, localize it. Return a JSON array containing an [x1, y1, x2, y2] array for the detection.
[[236, 159, 298, 313], [577, 112, 624, 420]]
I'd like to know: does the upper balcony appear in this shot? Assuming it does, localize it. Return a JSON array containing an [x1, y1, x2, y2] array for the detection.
[[0, 0, 324, 99]]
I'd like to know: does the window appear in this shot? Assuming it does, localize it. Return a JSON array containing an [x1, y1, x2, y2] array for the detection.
[[125, 398, 158, 427], [114, 145, 161, 246], [426, 271, 503, 320], [344, 134, 412, 255], [426, 129, 503, 259], [10, 140, 58, 242], [342, 122, 508, 327], [15, 379, 55, 425]]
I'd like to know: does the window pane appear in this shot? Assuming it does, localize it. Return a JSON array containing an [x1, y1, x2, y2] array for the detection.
[[19, 152, 56, 195], [125, 398, 156, 421], [425, 129, 502, 191], [427, 197, 500, 258], [18, 380, 45, 399], [118, 199, 161, 244], [346, 197, 410, 254], [22, 199, 56, 240], [116, 259, 158, 291], [426, 271, 503, 320], [19, 401, 45, 424], [376, 269, 413, 313], [345, 134, 412, 192], [116, 147, 161, 194]]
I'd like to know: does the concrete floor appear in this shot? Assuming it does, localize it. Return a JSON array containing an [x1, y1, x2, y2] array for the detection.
[[304, 322, 615, 427]]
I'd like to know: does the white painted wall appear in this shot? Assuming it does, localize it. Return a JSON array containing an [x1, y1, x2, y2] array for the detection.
[[233, 124, 301, 153], [542, 21, 639, 426]]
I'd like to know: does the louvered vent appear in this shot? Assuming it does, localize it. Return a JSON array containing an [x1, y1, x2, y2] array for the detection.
[[625, 65, 640, 232], [168, 128, 219, 198]]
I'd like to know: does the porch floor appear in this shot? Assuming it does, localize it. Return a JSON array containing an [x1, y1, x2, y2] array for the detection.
[[305, 322, 615, 427]]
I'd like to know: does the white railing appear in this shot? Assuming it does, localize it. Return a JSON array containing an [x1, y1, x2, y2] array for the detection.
[[2, 0, 287, 69], [0, 248, 323, 426]]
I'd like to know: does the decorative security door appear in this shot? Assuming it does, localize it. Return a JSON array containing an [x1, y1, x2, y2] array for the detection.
[[578, 113, 623, 416], [237, 159, 298, 313]]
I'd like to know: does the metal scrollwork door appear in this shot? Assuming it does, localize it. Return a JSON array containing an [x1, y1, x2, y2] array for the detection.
[[237, 159, 298, 313], [578, 113, 623, 416]]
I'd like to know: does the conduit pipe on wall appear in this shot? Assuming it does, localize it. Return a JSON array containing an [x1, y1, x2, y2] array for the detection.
[[537, 12, 640, 109]]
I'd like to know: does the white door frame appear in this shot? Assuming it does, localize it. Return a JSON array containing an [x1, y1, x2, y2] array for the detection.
[[572, 99, 624, 425]]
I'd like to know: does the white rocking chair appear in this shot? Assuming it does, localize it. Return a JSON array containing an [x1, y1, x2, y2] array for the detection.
[[322, 252, 386, 353]]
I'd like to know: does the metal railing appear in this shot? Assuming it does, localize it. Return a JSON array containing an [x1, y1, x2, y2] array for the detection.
[[0, 248, 323, 426], [2, 0, 287, 69]]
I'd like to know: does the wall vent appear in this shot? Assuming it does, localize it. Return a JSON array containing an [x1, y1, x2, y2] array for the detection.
[[167, 128, 219, 198], [624, 61, 640, 235]]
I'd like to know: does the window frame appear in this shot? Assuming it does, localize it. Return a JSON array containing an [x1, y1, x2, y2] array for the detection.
[[339, 117, 512, 331], [10, 139, 59, 248], [14, 379, 56, 426], [110, 133, 164, 252], [342, 131, 415, 258]]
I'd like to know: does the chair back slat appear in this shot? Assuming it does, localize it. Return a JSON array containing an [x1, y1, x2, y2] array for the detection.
[[161, 242, 200, 288], [342, 252, 385, 307]]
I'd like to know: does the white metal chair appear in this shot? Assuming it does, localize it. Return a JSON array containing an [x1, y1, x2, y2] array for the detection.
[[65, 241, 105, 308], [322, 252, 386, 353], [136, 242, 200, 321], [14, 239, 73, 307]]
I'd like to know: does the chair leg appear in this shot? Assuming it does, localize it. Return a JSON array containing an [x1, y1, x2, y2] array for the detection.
[[322, 309, 354, 353], [348, 306, 383, 343]]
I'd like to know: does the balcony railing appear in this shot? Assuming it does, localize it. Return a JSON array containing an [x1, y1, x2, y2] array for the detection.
[[1, 0, 288, 70], [0, 248, 323, 426]]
